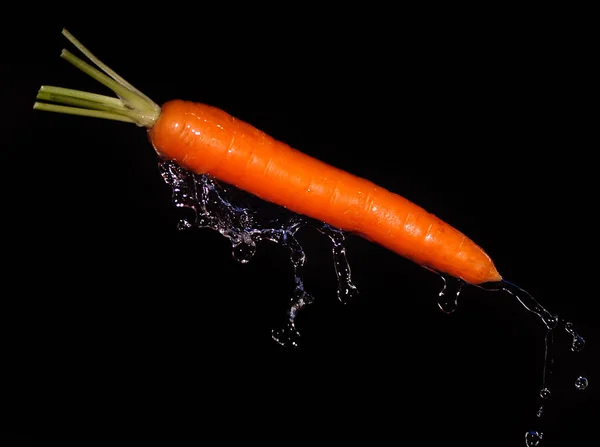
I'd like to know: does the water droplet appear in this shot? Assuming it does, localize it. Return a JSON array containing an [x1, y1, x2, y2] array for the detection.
[[575, 376, 588, 391], [572, 335, 585, 352], [543, 315, 558, 330], [563, 321, 585, 352], [437, 274, 463, 314], [231, 240, 256, 264], [536, 405, 544, 418], [272, 322, 301, 348], [177, 218, 193, 230], [317, 224, 358, 304], [540, 388, 551, 400], [437, 293, 457, 314], [525, 430, 543, 446]]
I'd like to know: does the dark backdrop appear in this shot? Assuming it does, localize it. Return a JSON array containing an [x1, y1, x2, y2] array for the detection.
[[2, 7, 596, 446]]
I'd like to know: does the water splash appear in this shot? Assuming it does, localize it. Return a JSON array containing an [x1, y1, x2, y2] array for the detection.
[[471, 280, 587, 445], [158, 159, 588, 442], [159, 160, 357, 347]]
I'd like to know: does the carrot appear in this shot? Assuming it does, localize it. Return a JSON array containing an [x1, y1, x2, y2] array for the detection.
[[34, 29, 502, 286]]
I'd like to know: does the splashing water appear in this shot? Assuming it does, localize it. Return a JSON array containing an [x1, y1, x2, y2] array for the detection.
[[470, 280, 588, 445], [158, 160, 587, 443], [415, 272, 587, 445], [159, 160, 358, 347]]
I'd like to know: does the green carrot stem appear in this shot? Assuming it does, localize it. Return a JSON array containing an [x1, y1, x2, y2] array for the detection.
[[38, 85, 126, 108], [33, 102, 136, 123], [33, 29, 161, 128]]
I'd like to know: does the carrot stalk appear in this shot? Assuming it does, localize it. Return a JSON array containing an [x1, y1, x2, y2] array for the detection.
[[33, 29, 160, 128], [35, 87, 131, 117], [37, 86, 126, 108], [32, 102, 137, 123], [61, 29, 156, 106]]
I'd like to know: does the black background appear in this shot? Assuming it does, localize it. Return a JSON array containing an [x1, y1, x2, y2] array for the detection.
[[2, 6, 597, 446]]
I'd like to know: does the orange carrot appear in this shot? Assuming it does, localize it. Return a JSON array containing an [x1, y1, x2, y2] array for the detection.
[[149, 100, 501, 284], [34, 29, 502, 285]]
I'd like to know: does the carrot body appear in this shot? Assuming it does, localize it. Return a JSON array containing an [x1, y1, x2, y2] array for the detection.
[[149, 99, 501, 285]]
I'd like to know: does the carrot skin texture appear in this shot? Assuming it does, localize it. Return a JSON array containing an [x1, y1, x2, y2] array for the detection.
[[149, 100, 502, 285]]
